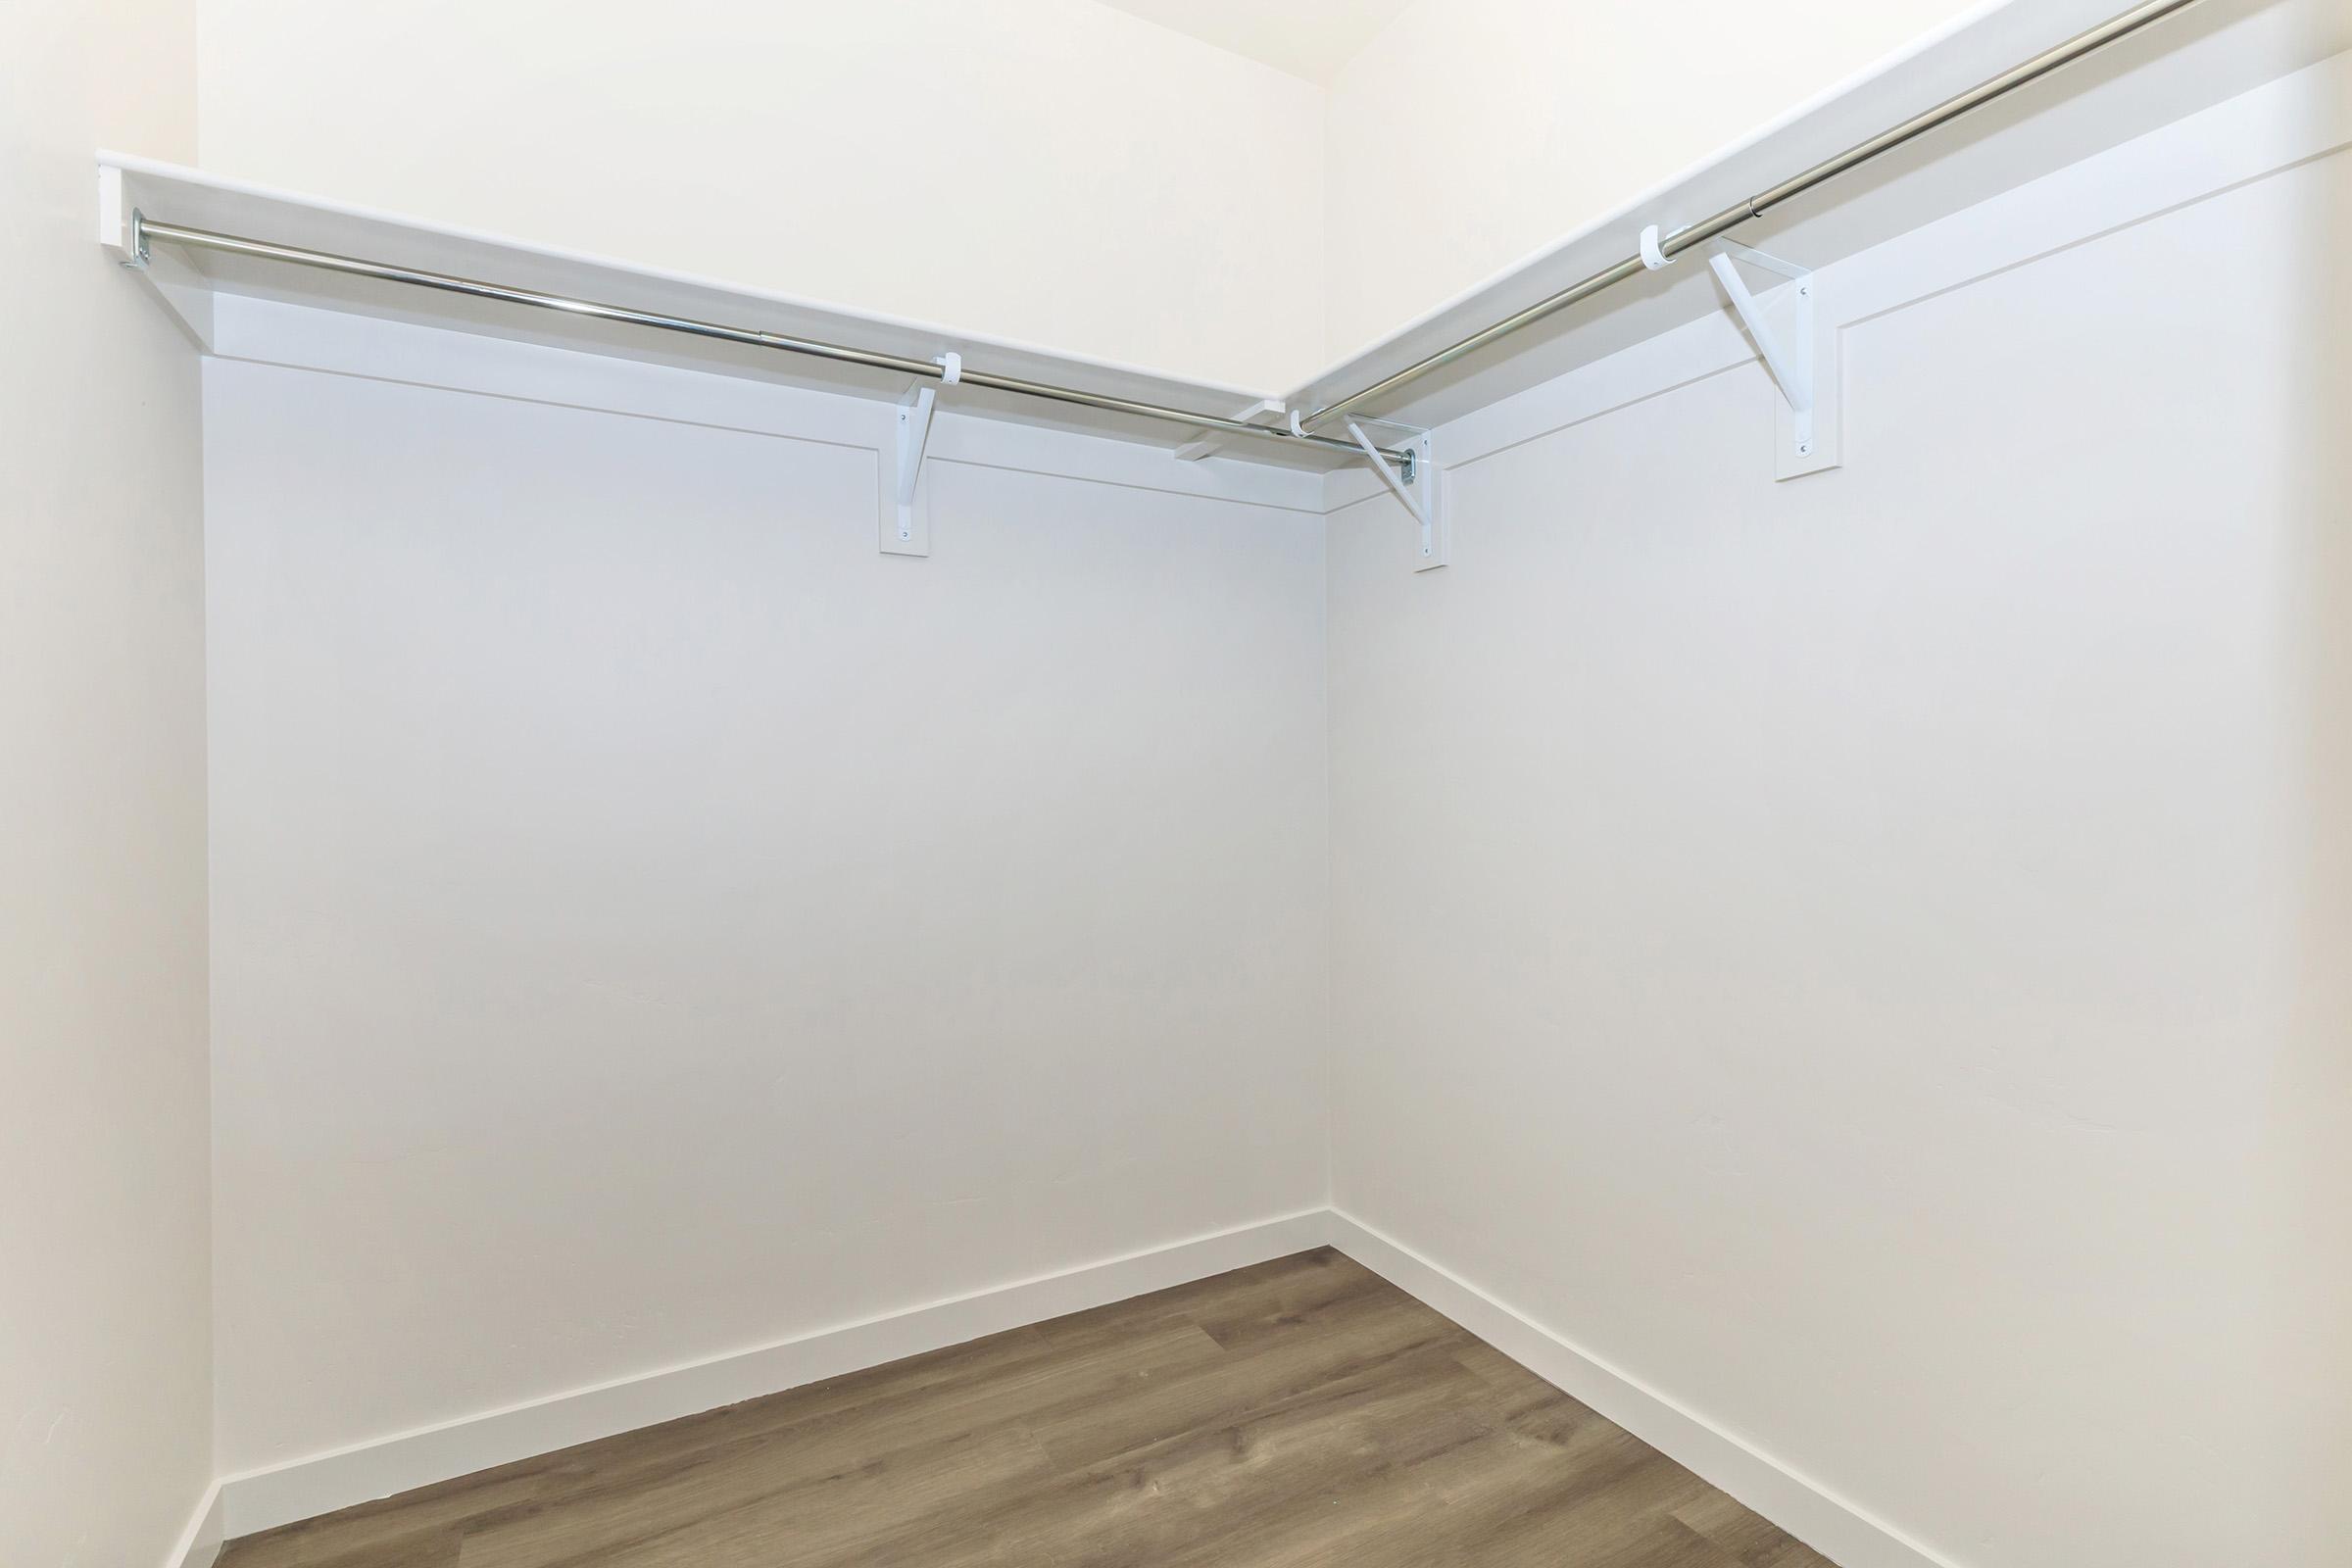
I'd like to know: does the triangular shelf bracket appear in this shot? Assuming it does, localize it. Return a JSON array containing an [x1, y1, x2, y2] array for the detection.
[[1345, 417, 1447, 573], [1707, 242, 1841, 480], [881, 352, 959, 557]]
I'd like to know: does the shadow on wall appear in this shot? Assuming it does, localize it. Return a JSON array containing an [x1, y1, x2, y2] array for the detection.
[[2275, 130, 2352, 1560]]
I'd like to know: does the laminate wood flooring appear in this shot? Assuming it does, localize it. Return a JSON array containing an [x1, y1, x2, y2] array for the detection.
[[218, 1249, 1838, 1568]]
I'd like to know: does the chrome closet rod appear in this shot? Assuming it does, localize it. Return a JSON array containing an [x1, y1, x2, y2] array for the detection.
[[136, 0, 2199, 464], [129, 218, 1413, 466], [1300, 0, 2205, 430]]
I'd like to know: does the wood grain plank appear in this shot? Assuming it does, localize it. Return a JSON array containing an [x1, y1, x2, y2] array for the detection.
[[219, 1250, 1843, 1568]]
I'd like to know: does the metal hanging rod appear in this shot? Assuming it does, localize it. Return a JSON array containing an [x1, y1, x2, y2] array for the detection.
[[126, 216, 1413, 467], [1300, 0, 2203, 430], [128, 0, 2197, 468]]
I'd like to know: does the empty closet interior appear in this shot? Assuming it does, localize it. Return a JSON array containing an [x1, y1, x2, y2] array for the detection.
[[10, 0, 2352, 1565]]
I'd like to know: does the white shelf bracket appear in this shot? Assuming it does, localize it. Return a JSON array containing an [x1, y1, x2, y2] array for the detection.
[[882, 352, 958, 557], [1346, 420, 1447, 573], [1639, 223, 1673, 271], [1174, 397, 1286, 463], [1707, 242, 1840, 479]]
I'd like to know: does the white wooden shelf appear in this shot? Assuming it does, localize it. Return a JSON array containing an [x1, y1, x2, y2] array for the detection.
[[1286, 0, 2344, 435], [96, 152, 1346, 469], [99, 0, 2340, 469]]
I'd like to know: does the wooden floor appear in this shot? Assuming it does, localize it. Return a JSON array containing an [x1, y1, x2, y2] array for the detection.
[[220, 1249, 1836, 1568]]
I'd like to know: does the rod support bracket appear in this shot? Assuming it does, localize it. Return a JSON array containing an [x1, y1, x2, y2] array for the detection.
[[1346, 419, 1446, 573], [1707, 242, 1840, 479], [96, 172, 214, 350], [879, 352, 961, 557]]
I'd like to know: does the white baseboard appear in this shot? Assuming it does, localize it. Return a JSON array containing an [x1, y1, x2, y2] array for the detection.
[[163, 1482, 223, 1568], [215, 1205, 1952, 1567], [218, 1207, 1332, 1540], [1325, 1209, 1960, 1568]]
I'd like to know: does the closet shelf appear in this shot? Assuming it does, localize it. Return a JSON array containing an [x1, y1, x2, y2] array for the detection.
[[1292, 0, 2332, 434], [96, 152, 1366, 470], [96, 0, 2328, 469]]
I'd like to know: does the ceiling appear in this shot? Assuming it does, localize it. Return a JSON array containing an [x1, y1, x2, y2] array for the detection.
[[1090, 0, 1422, 84]]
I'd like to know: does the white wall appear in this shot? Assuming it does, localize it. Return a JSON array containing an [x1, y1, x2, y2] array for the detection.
[[1320, 0, 1983, 362], [201, 318, 1333, 1474], [1325, 77, 2352, 1568], [0, 2, 215, 1566], [83, 9, 2352, 1559], [194, 0, 1328, 392]]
